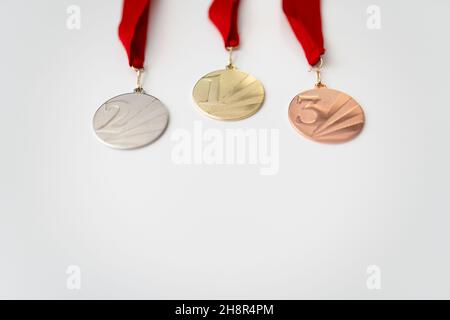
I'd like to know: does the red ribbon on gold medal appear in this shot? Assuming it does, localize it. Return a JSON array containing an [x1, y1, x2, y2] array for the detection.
[[209, 0, 241, 48]]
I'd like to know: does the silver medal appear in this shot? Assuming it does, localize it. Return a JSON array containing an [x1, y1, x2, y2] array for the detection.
[[93, 92, 169, 149]]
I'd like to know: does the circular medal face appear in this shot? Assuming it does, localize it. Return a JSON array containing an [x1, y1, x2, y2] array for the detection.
[[93, 92, 169, 149], [288, 87, 365, 143], [193, 68, 265, 121]]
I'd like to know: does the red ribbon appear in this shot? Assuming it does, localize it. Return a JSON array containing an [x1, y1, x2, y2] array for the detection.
[[118, 0, 151, 69], [283, 0, 325, 66], [209, 0, 241, 48]]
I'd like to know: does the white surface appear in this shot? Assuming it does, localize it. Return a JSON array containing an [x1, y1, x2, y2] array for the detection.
[[0, 0, 449, 299]]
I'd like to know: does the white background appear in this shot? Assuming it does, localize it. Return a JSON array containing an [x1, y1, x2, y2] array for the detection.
[[1, 0, 449, 299]]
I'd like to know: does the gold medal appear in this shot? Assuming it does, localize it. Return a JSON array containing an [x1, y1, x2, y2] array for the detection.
[[193, 48, 265, 121]]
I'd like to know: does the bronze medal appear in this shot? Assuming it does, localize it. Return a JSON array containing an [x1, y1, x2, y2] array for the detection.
[[288, 86, 364, 143]]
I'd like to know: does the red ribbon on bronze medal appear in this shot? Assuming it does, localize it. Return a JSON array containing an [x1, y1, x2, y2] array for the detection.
[[118, 0, 151, 69], [209, 0, 241, 48], [283, 0, 325, 66]]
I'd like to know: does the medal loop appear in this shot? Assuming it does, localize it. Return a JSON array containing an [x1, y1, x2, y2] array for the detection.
[[309, 57, 325, 87], [133, 67, 145, 93], [226, 46, 236, 69]]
